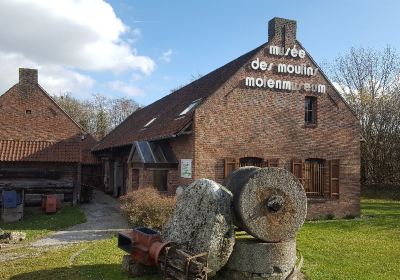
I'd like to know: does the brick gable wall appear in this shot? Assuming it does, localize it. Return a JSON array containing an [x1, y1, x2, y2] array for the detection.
[[0, 84, 82, 141], [193, 43, 360, 219]]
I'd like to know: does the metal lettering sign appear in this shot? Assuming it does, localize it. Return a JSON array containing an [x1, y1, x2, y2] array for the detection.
[[244, 45, 326, 94]]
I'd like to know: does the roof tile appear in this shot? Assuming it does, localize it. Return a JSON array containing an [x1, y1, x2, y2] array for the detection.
[[93, 44, 265, 151]]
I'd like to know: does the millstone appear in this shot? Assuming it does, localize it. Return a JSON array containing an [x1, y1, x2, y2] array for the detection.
[[224, 167, 307, 242], [162, 179, 235, 275], [222, 238, 297, 279]]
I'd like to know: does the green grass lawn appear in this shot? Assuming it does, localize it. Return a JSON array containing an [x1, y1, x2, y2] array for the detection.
[[0, 237, 159, 280], [0, 206, 86, 242], [0, 199, 399, 280], [297, 199, 400, 280]]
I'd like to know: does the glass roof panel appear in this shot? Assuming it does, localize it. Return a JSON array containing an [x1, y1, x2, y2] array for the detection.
[[179, 99, 202, 116]]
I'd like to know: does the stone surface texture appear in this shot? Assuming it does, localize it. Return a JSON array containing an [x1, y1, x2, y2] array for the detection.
[[217, 269, 298, 280], [224, 167, 307, 242], [0, 231, 26, 244], [224, 238, 296, 278], [162, 179, 235, 275]]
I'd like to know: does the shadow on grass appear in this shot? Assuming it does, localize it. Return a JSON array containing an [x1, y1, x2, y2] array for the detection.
[[10, 264, 160, 280], [362, 201, 400, 216]]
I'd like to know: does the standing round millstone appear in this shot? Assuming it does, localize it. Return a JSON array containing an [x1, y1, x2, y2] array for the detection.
[[162, 179, 235, 275], [224, 167, 307, 242]]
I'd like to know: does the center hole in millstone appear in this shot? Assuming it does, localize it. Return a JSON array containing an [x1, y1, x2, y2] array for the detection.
[[266, 195, 284, 212]]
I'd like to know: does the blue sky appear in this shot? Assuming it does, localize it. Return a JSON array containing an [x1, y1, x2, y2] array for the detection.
[[1, 0, 400, 105], [106, 0, 400, 105]]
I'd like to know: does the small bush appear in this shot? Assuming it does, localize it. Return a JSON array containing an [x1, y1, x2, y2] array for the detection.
[[344, 214, 356, 220], [120, 188, 176, 230], [326, 213, 335, 220]]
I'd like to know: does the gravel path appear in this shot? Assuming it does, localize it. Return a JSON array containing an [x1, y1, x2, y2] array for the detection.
[[31, 190, 129, 247]]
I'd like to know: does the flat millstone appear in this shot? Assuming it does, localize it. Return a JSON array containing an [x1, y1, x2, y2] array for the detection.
[[224, 238, 296, 278], [224, 167, 307, 242], [162, 179, 235, 275]]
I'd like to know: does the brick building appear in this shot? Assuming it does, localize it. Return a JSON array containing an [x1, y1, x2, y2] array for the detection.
[[94, 18, 361, 218], [0, 68, 99, 204]]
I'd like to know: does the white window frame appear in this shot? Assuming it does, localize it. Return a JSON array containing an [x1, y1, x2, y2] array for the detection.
[[179, 99, 202, 116]]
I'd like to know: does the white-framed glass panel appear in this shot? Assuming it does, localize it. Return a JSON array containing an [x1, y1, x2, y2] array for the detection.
[[143, 117, 157, 128], [179, 99, 202, 116]]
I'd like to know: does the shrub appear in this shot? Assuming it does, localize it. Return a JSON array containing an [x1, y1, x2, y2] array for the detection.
[[326, 213, 335, 220], [344, 214, 356, 220], [120, 188, 176, 230]]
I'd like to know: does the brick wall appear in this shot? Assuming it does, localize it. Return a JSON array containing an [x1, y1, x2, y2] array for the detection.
[[0, 79, 82, 141], [167, 134, 195, 194], [138, 168, 154, 189], [193, 42, 360, 218]]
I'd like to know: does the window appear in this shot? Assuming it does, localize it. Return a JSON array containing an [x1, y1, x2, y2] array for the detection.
[[303, 158, 325, 197], [25, 109, 32, 115], [239, 157, 264, 167], [291, 158, 340, 199], [304, 96, 316, 124], [179, 99, 202, 116], [143, 117, 157, 128]]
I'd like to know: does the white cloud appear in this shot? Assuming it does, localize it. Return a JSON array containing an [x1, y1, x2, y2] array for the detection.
[[0, 0, 155, 97], [0, 52, 94, 97], [108, 80, 143, 97], [160, 49, 173, 63], [40, 66, 95, 98]]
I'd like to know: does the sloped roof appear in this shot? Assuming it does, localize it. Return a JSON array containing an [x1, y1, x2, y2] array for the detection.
[[0, 140, 79, 162], [0, 138, 99, 164], [0, 78, 98, 164], [93, 44, 266, 152], [81, 134, 100, 164]]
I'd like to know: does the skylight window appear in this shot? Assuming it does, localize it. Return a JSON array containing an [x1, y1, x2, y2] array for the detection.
[[179, 99, 202, 116], [143, 117, 157, 128]]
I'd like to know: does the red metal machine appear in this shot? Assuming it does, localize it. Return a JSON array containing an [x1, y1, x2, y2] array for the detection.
[[118, 227, 208, 279]]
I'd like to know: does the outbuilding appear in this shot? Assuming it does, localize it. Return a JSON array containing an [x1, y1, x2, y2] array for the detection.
[[0, 68, 99, 205], [93, 18, 360, 218]]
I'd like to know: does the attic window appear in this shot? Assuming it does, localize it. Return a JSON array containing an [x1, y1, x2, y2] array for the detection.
[[143, 117, 157, 128], [25, 110, 32, 115], [179, 98, 202, 116]]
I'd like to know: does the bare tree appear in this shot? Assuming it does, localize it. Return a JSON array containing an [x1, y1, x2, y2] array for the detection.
[[330, 46, 400, 184], [109, 98, 140, 129], [53, 93, 140, 140], [53, 93, 93, 133]]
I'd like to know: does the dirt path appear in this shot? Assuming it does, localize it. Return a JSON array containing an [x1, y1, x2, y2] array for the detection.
[[31, 190, 129, 247]]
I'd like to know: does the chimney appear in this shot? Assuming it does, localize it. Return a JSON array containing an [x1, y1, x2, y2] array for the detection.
[[19, 68, 38, 85], [268, 17, 297, 47]]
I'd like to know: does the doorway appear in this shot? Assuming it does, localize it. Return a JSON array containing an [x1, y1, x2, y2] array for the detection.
[[153, 170, 168, 192]]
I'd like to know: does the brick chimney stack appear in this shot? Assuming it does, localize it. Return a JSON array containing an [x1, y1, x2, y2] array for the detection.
[[19, 68, 38, 85], [268, 17, 297, 47]]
